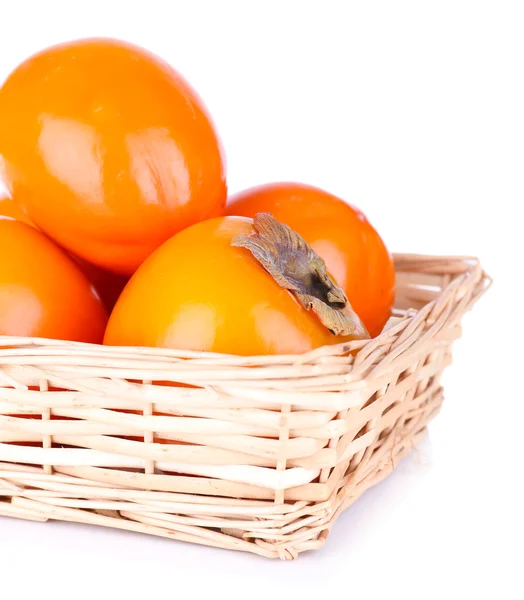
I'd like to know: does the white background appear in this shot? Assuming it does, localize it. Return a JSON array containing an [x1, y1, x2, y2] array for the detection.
[[0, 1, 522, 598]]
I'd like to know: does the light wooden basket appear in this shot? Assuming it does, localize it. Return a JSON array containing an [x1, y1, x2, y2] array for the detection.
[[0, 254, 490, 559]]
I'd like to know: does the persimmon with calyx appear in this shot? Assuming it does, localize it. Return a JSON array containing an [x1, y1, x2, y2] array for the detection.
[[0, 38, 227, 275], [226, 183, 395, 337], [104, 214, 369, 356], [0, 218, 107, 342]]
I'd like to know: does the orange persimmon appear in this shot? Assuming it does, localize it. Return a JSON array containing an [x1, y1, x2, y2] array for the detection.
[[0, 38, 227, 275], [104, 215, 369, 355], [226, 183, 395, 337], [74, 257, 128, 313], [0, 194, 32, 225], [0, 194, 127, 311], [0, 218, 107, 342]]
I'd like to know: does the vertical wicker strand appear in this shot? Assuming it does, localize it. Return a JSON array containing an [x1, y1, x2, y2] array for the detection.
[[275, 404, 291, 504], [39, 379, 52, 475], [395, 363, 419, 434], [319, 409, 346, 483], [349, 383, 389, 472], [142, 380, 155, 475]]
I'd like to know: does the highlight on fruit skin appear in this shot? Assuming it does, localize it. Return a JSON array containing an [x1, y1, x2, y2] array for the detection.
[[0, 218, 108, 343], [226, 182, 395, 337], [0, 37, 227, 276], [104, 215, 370, 356], [0, 193, 128, 312], [0, 194, 32, 225]]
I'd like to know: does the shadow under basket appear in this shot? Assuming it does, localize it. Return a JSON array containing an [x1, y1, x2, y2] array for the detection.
[[0, 254, 490, 559]]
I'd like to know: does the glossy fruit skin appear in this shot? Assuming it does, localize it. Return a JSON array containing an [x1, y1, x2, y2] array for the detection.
[[104, 216, 365, 355], [0, 38, 227, 275], [226, 183, 395, 337], [0, 194, 127, 311], [74, 257, 128, 312], [0, 195, 32, 225], [0, 218, 107, 342]]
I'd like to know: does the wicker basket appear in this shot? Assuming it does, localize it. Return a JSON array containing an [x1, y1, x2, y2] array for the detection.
[[0, 253, 490, 559]]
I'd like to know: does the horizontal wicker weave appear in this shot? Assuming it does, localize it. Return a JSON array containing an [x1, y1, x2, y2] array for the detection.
[[0, 254, 490, 559]]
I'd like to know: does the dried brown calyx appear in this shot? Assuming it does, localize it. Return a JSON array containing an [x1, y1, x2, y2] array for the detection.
[[231, 213, 370, 338]]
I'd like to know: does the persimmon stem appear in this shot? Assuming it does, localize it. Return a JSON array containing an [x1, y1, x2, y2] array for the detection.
[[231, 213, 369, 338]]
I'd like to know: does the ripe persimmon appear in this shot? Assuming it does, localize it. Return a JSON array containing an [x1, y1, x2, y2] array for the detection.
[[0, 194, 32, 225], [0, 218, 107, 342], [0, 38, 226, 275], [0, 194, 127, 312], [226, 183, 395, 337], [104, 215, 369, 355], [74, 257, 128, 313]]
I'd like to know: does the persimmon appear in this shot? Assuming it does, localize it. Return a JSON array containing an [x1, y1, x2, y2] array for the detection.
[[0, 218, 107, 342], [74, 257, 128, 312], [0, 194, 32, 225], [104, 215, 369, 355], [0, 38, 227, 275], [154, 437, 189, 446], [0, 193, 128, 311], [0, 198, 127, 312], [226, 183, 395, 337]]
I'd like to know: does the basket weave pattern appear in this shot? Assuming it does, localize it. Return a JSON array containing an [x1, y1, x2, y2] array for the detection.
[[0, 254, 489, 559]]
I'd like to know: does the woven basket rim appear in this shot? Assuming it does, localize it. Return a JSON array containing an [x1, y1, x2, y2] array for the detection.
[[0, 252, 492, 362]]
